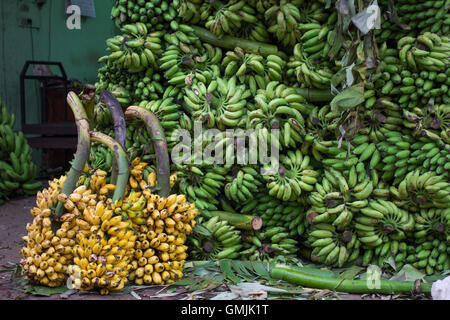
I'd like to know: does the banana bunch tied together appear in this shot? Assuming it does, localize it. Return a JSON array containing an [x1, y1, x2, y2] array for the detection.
[[221, 47, 286, 94], [188, 215, 242, 260], [184, 76, 250, 129], [307, 224, 361, 267], [240, 226, 298, 262], [102, 23, 163, 73], [375, 0, 450, 43], [397, 32, 450, 72], [0, 100, 42, 199], [248, 81, 308, 149], [68, 221, 136, 295], [263, 150, 318, 202], [390, 170, 450, 212], [174, 162, 228, 214], [354, 199, 414, 248], [264, 0, 303, 48], [224, 166, 264, 204], [20, 176, 74, 288], [307, 163, 375, 229], [201, 0, 259, 37], [240, 192, 307, 237], [111, 0, 178, 31]]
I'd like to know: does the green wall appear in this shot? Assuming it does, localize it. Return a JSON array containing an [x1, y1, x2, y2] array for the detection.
[[0, 0, 116, 130]]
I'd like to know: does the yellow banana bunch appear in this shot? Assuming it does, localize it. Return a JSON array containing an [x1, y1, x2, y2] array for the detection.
[[19, 176, 76, 288]]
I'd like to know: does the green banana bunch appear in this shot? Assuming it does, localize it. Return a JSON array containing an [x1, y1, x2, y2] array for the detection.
[[307, 223, 360, 267], [0, 100, 42, 198], [224, 166, 264, 204], [173, 162, 230, 216], [111, 0, 178, 31], [183, 76, 250, 130], [188, 215, 242, 260], [414, 208, 449, 243], [375, 0, 450, 43], [103, 24, 163, 73], [397, 33, 450, 72], [245, 0, 276, 14], [221, 47, 287, 95], [175, 0, 203, 24], [201, 0, 259, 37], [377, 130, 450, 184], [240, 192, 307, 237], [404, 103, 450, 144], [123, 123, 155, 162], [248, 81, 308, 149], [160, 40, 221, 88], [93, 102, 114, 129], [240, 226, 298, 262], [375, 42, 450, 111], [264, 0, 303, 48], [369, 240, 410, 270], [137, 97, 186, 151], [406, 239, 450, 275], [263, 150, 318, 202], [354, 199, 414, 248], [88, 142, 114, 174], [306, 163, 374, 229], [390, 170, 450, 212]]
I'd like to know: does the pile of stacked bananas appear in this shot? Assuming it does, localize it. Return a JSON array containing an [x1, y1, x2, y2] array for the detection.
[[89, 0, 450, 276], [0, 100, 42, 202]]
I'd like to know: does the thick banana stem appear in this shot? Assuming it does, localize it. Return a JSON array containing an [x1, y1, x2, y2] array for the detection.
[[295, 88, 335, 102], [124, 106, 170, 197], [271, 265, 432, 295], [54, 92, 90, 218], [90, 131, 129, 202], [100, 90, 127, 186], [192, 26, 279, 57], [209, 211, 262, 231]]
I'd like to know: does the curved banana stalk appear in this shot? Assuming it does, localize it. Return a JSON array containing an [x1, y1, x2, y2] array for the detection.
[[54, 92, 90, 218], [124, 106, 170, 197], [90, 131, 129, 202], [99, 90, 127, 186]]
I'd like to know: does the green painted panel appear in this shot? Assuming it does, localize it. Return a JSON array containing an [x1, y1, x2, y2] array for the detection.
[[0, 0, 116, 130]]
